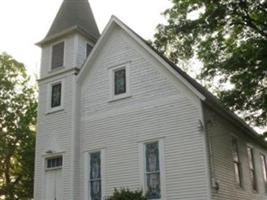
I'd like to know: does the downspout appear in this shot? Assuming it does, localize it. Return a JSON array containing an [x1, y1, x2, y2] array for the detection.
[[202, 102, 219, 193]]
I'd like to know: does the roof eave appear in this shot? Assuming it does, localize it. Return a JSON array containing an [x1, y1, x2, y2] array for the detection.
[[36, 25, 98, 47], [203, 99, 267, 149]]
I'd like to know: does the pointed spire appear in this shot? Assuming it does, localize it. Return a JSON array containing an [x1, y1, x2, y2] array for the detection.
[[38, 0, 100, 45]]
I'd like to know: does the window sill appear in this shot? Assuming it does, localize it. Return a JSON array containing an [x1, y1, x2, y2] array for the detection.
[[46, 107, 64, 115], [108, 94, 132, 103], [45, 167, 62, 172]]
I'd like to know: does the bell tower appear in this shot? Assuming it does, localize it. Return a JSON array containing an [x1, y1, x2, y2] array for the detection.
[[37, 0, 100, 78], [34, 0, 99, 199]]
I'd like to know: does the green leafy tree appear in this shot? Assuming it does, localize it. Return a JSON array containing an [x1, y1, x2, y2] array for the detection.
[[106, 188, 147, 200], [0, 53, 37, 200], [154, 0, 267, 129]]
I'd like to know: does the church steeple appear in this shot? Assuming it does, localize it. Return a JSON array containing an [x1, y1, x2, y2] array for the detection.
[[38, 0, 100, 46], [35, 1, 99, 199]]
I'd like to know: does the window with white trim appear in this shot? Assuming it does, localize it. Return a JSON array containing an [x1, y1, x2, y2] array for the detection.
[[89, 151, 102, 200], [232, 138, 242, 187], [46, 156, 63, 170], [145, 141, 161, 199], [109, 64, 131, 101], [247, 146, 257, 191], [114, 68, 126, 95], [51, 82, 62, 108], [260, 154, 267, 192], [51, 42, 64, 69]]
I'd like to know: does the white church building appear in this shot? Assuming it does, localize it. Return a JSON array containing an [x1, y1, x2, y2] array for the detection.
[[34, 0, 267, 199]]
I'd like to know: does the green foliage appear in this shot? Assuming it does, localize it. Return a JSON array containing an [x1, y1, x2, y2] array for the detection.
[[106, 188, 147, 200], [154, 0, 267, 128], [0, 53, 37, 199]]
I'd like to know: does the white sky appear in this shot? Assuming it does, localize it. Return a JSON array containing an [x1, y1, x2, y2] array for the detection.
[[0, 0, 171, 79]]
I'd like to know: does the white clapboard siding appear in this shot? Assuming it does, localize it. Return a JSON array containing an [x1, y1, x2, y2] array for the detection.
[[35, 28, 95, 199], [35, 73, 76, 200], [79, 25, 211, 200], [203, 105, 267, 200]]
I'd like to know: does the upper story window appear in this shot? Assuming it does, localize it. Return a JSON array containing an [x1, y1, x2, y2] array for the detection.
[[109, 64, 131, 101], [247, 146, 257, 191], [89, 151, 102, 200], [47, 80, 64, 114], [86, 43, 93, 57], [51, 42, 64, 69], [114, 68, 126, 95], [51, 83, 62, 108], [46, 156, 63, 170], [145, 141, 161, 199], [260, 154, 267, 192], [232, 138, 242, 187]]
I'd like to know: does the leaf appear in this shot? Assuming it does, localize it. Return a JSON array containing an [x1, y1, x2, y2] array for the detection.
[[153, 0, 267, 131], [0, 53, 37, 199]]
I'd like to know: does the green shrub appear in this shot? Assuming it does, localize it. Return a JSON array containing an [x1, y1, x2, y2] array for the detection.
[[106, 188, 147, 200]]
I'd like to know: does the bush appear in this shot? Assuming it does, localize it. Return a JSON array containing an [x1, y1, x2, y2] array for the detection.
[[106, 188, 147, 200]]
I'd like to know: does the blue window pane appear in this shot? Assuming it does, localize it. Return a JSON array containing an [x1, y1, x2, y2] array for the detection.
[[90, 152, 101, 179], [146, 142, 159, 172], [47, 156, 63, 169], [90, 152, 101, 200], [47, 159, 52, 168], [90, 180, 101, 200], [147, 173, 161, 199], [114, 68, 126, 95], [51, 83, 61, 108], [56, 157, 63, 167], [51, 158, 56, 168]]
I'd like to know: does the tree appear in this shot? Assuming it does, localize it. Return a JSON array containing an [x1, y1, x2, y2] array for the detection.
[[0, 53, 37, 200], [106, 188, 147, 200], [153, 0, 267, 129]]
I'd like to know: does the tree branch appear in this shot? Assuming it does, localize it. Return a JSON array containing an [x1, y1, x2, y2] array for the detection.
[[243, 17, 267, 38], [234, 0, 267, 38]]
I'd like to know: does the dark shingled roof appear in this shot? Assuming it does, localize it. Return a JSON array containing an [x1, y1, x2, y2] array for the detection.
[[40, 0, 100, 44]]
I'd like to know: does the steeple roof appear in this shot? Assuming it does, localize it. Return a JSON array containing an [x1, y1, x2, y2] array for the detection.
[[38, 0, 100, 45]]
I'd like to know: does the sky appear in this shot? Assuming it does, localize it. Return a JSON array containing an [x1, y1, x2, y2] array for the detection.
[[0, 0, 171, 79]]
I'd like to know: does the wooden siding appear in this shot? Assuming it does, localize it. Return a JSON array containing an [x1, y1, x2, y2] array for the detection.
[[79, 26, 211, 200], [34, 74, 76, 200], [35, 30, 95, 199], [203, 105, 267, 200]]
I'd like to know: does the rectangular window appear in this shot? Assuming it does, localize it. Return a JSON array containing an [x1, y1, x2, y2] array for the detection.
[[247, 146, 257, 191], [114, 68, 126, 95], [51, 42, 64, 69], [109, 64, 131, 101], [145, 142, 161, 199], [51, 83, 62, 108], [232, 138, 242, 187], [86, 44, 92, 57], [89, 152, 101, 200], [46, 156, 63, 170], [261, 154, 267, 192]]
